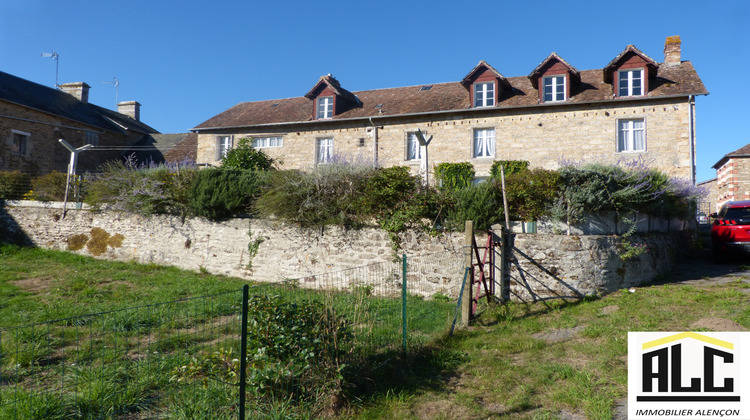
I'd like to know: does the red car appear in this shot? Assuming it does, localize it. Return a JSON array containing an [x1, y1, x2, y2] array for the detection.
[[711, 200, 750, 262]]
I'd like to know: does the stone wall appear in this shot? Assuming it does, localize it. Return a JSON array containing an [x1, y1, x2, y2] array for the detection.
[[197, 97, 693, 180], [0, 100, 139, 175], [0, 205, 689, 301]]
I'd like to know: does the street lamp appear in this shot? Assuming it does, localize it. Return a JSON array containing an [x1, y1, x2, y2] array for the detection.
[[59, 139, 92, 217]]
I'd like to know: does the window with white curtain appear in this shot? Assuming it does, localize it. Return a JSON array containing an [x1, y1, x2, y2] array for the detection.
[[252, 136, 283, 148], [473, 128, 495, 158], [316, 137, 333, 164], [617, 119, 645, 152], [217, 135, 232, 159], [317, 97, 333, 119], [406, 132, 422, 161]]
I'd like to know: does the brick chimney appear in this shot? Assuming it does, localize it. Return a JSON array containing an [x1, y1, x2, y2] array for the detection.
[[59, 82, 90, 103], [117, 101, 141, 121], [664, 35, 682, 66]]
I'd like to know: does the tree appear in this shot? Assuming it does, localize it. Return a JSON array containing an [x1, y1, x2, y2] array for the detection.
[[221, 138, 276, 171]]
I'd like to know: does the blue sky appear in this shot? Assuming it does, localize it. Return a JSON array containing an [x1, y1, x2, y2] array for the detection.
[[1, 0, 747, 182]]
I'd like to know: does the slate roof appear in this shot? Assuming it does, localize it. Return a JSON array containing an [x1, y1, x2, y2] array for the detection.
[[128, 133, 197, 164], [0, 70, 158, 134], [712, 143, 750, 169], [194, 61, 707, 131]]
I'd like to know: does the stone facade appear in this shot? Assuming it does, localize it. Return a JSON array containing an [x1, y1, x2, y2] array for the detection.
[[0, 71, 158, 175], [197, 97, 695, 179], [1, 204, 689, 301], [194, 37, 706, 182]]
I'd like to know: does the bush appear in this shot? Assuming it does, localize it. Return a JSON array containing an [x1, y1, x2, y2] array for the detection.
[[490, 160, 529, 178], [84, 157, 197, 216], [434, 162, 475, 190], [358, 166, 421, 218], [29, 171, 68, 201], [189, 168, 267, 219], [0, 171, 31, 200], [505, 169, 560, 221], [255, 163, 372, 229], [550, 163, 699, 225], [244, 295, 352, 404], [221, 138, 276, 171], [442, 181, 502, 231]]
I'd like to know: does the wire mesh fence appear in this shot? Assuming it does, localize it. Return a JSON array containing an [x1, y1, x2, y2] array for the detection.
[[0, 251, 467, 419]]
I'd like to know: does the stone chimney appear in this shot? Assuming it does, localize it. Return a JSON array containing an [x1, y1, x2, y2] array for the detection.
[[118, 101, 141, 121], [664, 35, 682, 66], [59, 82, 90, 103]]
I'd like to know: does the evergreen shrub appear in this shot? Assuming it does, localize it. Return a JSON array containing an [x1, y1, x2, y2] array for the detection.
[[434, 162, 475, 190], [490, 160, 529, 178], [189, 168, 266, 219], [0, 171, 31, 200]]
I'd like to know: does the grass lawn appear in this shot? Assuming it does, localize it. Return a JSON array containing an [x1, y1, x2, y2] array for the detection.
[[2, 244, 749, 419]]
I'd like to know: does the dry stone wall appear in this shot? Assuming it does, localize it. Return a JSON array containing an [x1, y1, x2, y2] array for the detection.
[[0, 205, 689, 301]]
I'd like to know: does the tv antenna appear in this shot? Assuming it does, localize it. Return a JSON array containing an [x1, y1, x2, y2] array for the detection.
[[40, 50, 59, 88], [100, 77, 120, 106]]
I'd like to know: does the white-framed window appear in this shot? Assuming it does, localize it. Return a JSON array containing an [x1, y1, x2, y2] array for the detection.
[[543, 76, 566, 102], [316, 96, 333, 119], [217, 135, 232, 159], [618, 69, 644, 97], [252, 136, 283, 149], [474, 82, 495, 107], [316, 137, 333, 164], [11, 130, 29, 155], [406, 132, 422, 161], [617, 119, 646, 152], [85, 131, 99, 146], [473, 128, 495, 158]]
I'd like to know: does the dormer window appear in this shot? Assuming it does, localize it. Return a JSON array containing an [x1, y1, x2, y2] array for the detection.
[[317, 96, 333, 119], [474, 82, 495, 107], [618, 69, 643, 97], [542, 76, 565, 102], [528, 53, 579, 104]]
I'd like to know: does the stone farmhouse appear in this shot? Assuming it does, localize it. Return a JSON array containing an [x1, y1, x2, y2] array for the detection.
[[0, 71, 159, 175], [194, 36, 707, 183]]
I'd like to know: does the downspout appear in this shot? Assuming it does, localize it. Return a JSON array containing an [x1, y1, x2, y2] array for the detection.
[[368, 117, 378, 167], [688, 95, 696, 185]]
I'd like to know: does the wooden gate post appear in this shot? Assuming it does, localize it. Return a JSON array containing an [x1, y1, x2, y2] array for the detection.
[[500, 227, 511, 301], [462, 220, 473, 326]]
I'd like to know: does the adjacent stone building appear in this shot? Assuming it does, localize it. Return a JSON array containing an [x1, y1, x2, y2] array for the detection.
[[0, 71, 159, 175], [711, 144, 750, 211], [194, 36, 707, 183]]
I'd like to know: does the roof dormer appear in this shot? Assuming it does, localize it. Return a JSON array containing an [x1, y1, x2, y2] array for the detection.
[[461, 61, 511, 108], [304, 74, 360, 119], [603, 45, 658, 98], [528, 52, 580, 103]]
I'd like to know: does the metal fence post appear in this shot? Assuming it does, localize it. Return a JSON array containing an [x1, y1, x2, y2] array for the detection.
[[402, 253, 407, 352], [462, 220, 473, 325], [238, 285, 249, 420]]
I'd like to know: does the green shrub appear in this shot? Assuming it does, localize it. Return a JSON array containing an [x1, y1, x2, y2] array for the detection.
[[255, 164, 372, 229], [442, 181, 502, 231], [0, 170, 31, 200], [189, 168, 265, 219], [221, 138, 276, 171], [434, 162, 475, 190], [358, 166, 421, 218], [30, 171, 68, 201], [505, 169, 560, 221], [490, 160, 529, 178], [84, 159, 197, 216]]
